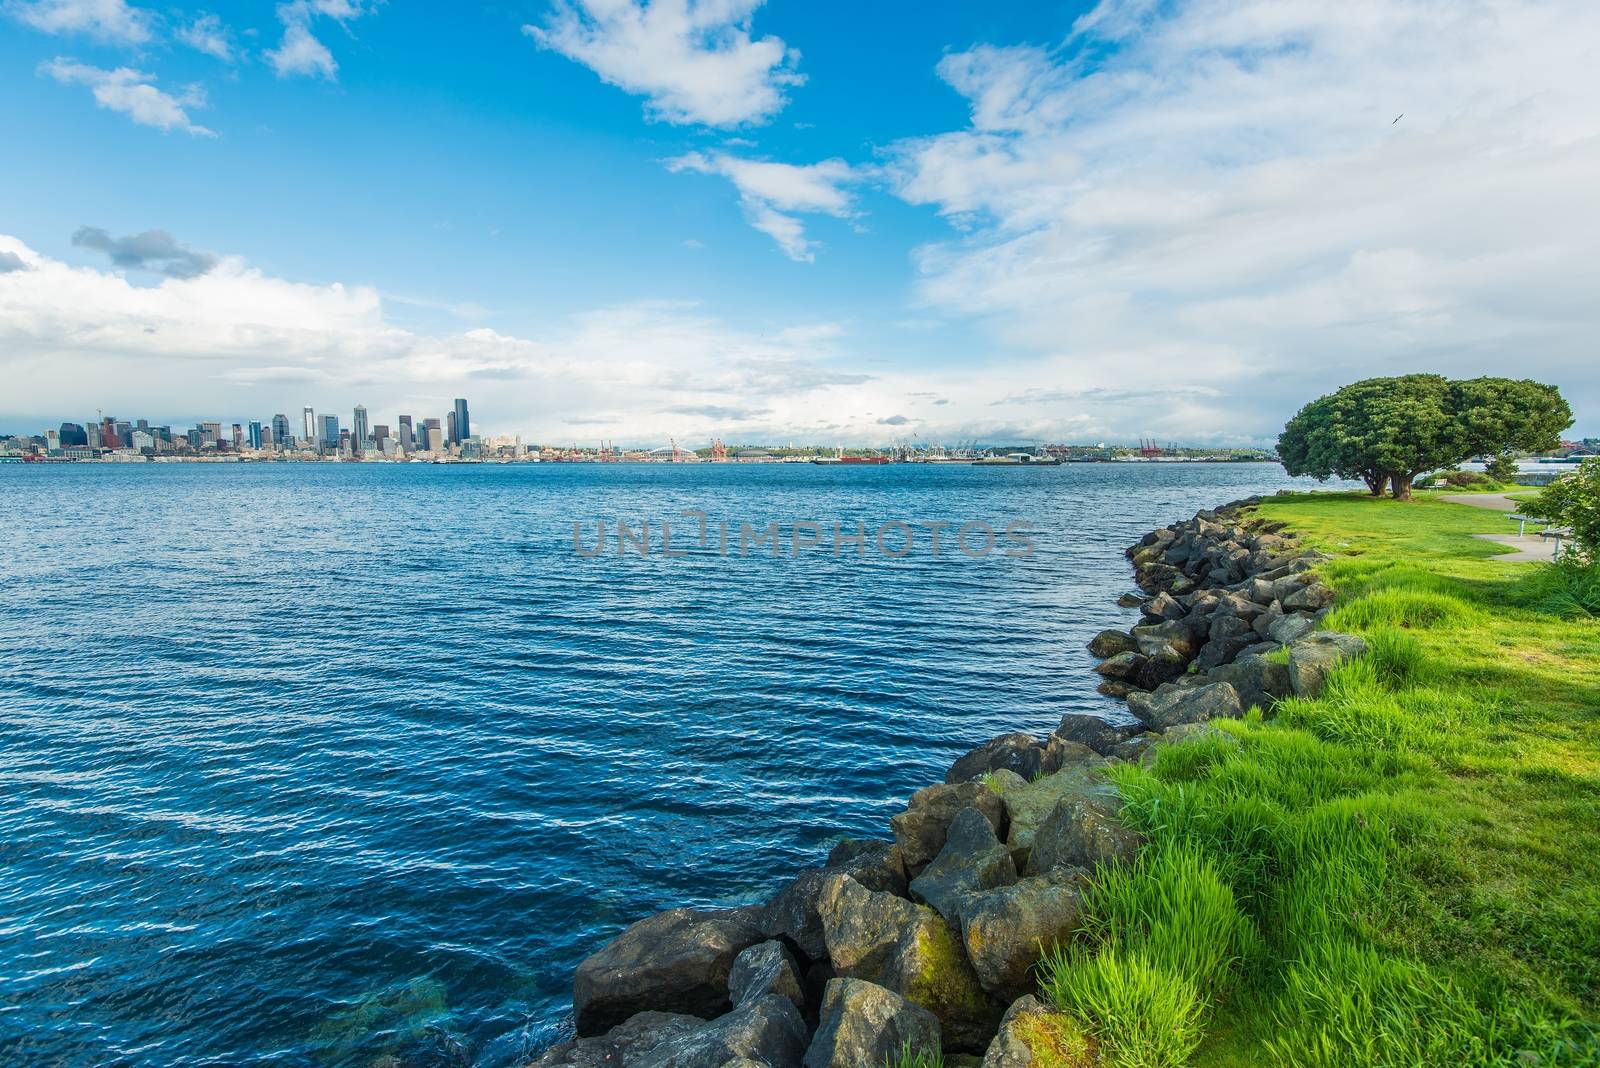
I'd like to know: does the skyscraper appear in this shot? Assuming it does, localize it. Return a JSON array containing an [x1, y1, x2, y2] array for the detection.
[[232, 423, 244, 448], [452, 398, 470, 444], [248, 421, 263, 449], [446, 410, 457, 446], [271, 413, 291, 447], [302, 406, 316, 444], [321, 414, 339, 448], [397, 415, 414, 450], [352, 405, 369, 454]]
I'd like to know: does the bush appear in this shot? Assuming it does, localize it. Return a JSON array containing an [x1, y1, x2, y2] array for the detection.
[[1484, 453, 1520, 482], [1523, 457, 1600, 564]]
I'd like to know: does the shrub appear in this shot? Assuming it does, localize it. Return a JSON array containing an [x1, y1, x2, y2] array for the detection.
[[1523, 458, 1600, 564], [1517, 559, 1600, 619], [1484, 453, 1520, 483]]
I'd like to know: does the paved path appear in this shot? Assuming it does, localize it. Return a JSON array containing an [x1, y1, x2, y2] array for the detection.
[[1440, 492, 1557, 561]]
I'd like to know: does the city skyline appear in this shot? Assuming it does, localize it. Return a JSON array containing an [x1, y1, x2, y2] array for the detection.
[[4, 2, 1599, 445]]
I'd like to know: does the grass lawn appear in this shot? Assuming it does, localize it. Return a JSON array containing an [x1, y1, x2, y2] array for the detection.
[[1038, 491, 1600, 1067]]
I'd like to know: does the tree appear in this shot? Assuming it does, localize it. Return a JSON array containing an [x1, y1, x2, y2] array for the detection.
[[1523, 458, 1600, 564], [1278, 375, 1571, 500], [1484, 453, 1520, 483]]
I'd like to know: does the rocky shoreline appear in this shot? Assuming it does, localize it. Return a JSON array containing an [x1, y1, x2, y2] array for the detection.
[[527, 498, 1367, 1067]]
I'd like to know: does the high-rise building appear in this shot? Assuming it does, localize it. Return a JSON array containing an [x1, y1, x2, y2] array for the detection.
[[248, 421, 263, 449], [452, 398, 470, 444], [86, 423, 102, 448], [100, 417, 119, 449], [446, 410, 457, 446], [352, 405, 369, 453], [321, 414, 339, 448], [271, 413, 291, 447], [426, 425, 444, 452], [397, 415, 414, 450], [232, 423, 244, 449], [260, 424, 273, 447], [302, 406, 316, 444], [58, 422, 87, 447]]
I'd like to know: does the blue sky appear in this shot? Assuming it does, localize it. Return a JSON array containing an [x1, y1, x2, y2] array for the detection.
[[2, 0, 1597, 445]]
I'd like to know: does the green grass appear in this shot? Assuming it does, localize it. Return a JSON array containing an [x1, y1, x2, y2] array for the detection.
[[1038, 491, 1600, 1067], [885, 1040, 944, 1068]]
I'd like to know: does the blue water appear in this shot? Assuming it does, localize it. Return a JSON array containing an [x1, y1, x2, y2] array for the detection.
[[0, 462, 1314, 1066]]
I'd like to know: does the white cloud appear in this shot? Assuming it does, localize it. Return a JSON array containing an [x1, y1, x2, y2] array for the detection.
[[525, 0, 803, 127], [267, 0, 374, 81], [667, 151, 856, 261], [887, 0, 1600, 439], [176, 13, 235, 62], [41, 59, 215, 136], [6, 0, 152, 44]]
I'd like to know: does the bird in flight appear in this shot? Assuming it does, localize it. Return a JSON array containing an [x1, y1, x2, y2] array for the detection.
[[1392, 113, 1404, 124]]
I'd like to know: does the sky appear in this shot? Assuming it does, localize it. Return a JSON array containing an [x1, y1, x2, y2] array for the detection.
[[2, 0, 1597, 446]]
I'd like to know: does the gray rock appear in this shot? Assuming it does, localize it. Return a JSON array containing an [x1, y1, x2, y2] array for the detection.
[[1087, 629, 1138, 658], [1027, 793, 1141, 875], [1126, 681, 1242, 730], [1143, 591, 1186, 621], [760, 841, 907, 962], [980, 995, 1090, 1068], [1131, 619, 1202, 659], [1207, 613, 1255, 644], [802, 979, 940, 1068], [529, 1012, 708, 1067], [1266, 613, 1315, 645], [1204, 654, 1291, 713], [1192, 634, 1250, 672], [575, 907, 766, 1035], [635, 994, 808, 1068], [1106, 734, 1159, 765], [955, 870, 1087, 1001], [946, 732, 1047, 784], [728, 941, 806, 1012], [1159, 722, 1242, 748], [909, 808, 1018, 925], [1283, 583, 1335, 611], [1051, 713, 1136, 756], [998, 766, 1116, 867], [1039, 737, 1099, 774], [1287, 631, 1367, 696], [1135, 646, 1190, 690], [1092, 651, 1145, 681], [816, 875, 996, 1052], [891, 782, 1005, 872], [1116, 591, 1144, 608], [1096, 680, 1137, 698]]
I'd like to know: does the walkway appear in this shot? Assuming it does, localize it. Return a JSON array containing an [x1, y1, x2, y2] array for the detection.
[[1440, 492, 1557, 562]]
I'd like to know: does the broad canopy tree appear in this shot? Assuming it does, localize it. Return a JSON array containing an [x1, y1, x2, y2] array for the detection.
[[1277, 375, 1572, 499]]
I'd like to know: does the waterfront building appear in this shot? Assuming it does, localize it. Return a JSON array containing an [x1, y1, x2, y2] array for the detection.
[[426, 426, 444, 452], [453, 398, 470, 444], [373, 424, 390, 449], [446, 410, 457, 446], [352, 406, 369, 454], [320, 414, 339, 449], [44, 429, 60, 453], [201, 422, 222, 448], [248, 421, 263, 449], [302, 406, 316, 444], [99, 417, 119, 449], [132, 430, 155, 451], [114, 420, 132, 447], [58, 422, 87, 447], [271, 413, 291, 447], [397, 415, 414, 450], [232, 424, 244, 449], [86, 423, 102, 448], [261, 424, 274, 448]]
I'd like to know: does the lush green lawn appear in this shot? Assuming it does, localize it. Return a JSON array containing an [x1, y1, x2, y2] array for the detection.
[[1039, 491, 1600, 1067]]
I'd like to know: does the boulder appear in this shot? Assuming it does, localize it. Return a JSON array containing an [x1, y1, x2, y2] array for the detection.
[[955, 870, 1087, 1001], [634, 994, 808, 1068], [574, 907, 766, 1035], [1134, 647, 1189, 690], [729, 941, 806, 1012], [1087, 629, 1138, 658], [1207, 614, 1255, 644], [803, 979, 940, 1068], [528, 1011, 706, 1067], [1204, 654, 1291, 714], [1096, 680, 1137, 698], [1283, 583, 1335, 611], [1192, 634, 1250, 672], [1131, 619, 1202, 659], [816, 875, 997, 1052], [1160, 722, 1242, 748], [1027, 794, 1141, 875], [909, 808, 1018, 925], [760, 841, 907, 962], [998, 766, 1117, 867], [1092, 651, 1145, 681], [980, 995, 1094, 1068], [1143, 591, 1186, 621], [1040, 737, 1099, 774], [1051, 713, 1137, 756], [946, 732, 1048, 784], [1266, 613, 1315, 645], [1287, 631, 1368, 696], [1105, 734, 1159, 765], [891, 782, 1006, 872], [1116, 591, 1144, 608], [1126, 681, 1242, 730]]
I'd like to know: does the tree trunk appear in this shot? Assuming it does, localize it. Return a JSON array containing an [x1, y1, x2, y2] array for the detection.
[[1390, 472, 1414, 500], [1362, 470, 1389, 496]]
